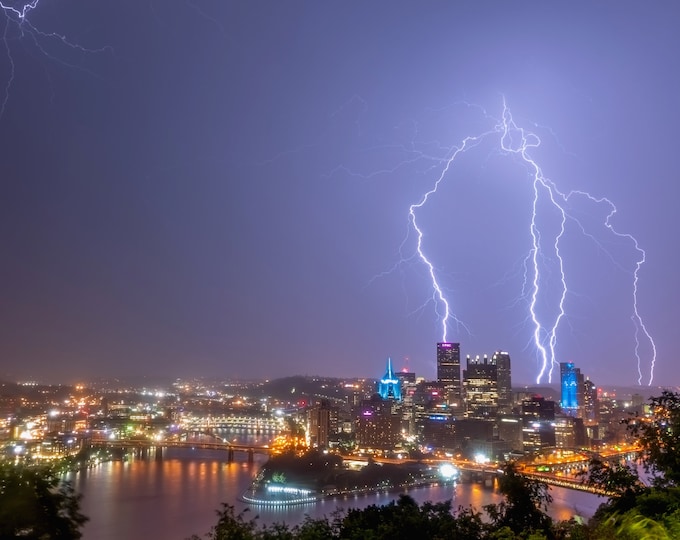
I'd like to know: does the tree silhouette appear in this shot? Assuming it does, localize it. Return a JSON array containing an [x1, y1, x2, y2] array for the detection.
[[0, 463, 88, 539], [485, 462, 553, 537], [627, 390, 680, 487]]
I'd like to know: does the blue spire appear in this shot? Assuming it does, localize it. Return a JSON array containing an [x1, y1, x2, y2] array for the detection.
[[378, 357, 402, 400], [386, 357, 394, 378]]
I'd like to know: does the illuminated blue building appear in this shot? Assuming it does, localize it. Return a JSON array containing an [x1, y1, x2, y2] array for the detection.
[[378, 357, 402, 401], [560, 362, 583, 417]]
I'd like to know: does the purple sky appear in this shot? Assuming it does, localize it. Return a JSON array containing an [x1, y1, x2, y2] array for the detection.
[[0, 2, 677, 386]]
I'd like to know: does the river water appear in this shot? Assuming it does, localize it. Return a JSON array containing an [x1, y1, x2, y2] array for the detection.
[[73, 433, 604, 540]]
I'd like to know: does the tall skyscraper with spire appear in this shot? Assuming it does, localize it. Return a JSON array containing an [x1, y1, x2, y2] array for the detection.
[[378, 357, 402, 400]]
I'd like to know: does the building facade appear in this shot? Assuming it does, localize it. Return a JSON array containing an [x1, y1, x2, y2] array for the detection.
[[521, 394, 556, 454], [463, 354, 499, 418], [377, 357, 402, 401], [307, 400, 338, 448], [560, 362, 584, 418], [356, 396, 402, 450], [437, 342, 461, 410], [493, 351, 513, 413]]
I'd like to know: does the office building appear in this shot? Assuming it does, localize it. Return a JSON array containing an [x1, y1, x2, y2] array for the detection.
[[583, 378, 598, 424], [521, 394, 556, 453], [397, 370, 417, 436], [421, 413, 456, 449], [560, 362, 584, 418], [377, 357, 402, 401], [554, 414, 586, 448], [463, 354, 498, 418], [307, 400, 338, 448], [493, 351, 513, 413], [356, 395, 402, 450], [437, 342, 461, 409]]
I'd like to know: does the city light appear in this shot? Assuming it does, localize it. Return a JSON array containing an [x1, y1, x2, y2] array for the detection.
[[438, 463, 459, 480], [474, 453, 490, 465], [266, 486, 312, 495]]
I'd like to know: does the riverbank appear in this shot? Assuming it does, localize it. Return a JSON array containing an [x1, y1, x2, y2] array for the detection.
[[240, 476, 456, 506], [241, 451, 457, 506]]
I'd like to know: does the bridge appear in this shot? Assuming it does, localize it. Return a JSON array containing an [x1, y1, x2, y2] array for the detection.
[[520, 446, 639, 477], [348, 451, 634, 495], [89, 435, 271, 463], [178, 414, 284, 432], [443, 459, 615, 494], [518, 471, 613, 495]]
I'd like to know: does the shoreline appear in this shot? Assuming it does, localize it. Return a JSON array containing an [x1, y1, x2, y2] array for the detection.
[[240, 477, 457, 506]]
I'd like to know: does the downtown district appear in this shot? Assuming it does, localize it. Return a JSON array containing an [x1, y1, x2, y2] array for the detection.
[[1, 342, 644, 475]]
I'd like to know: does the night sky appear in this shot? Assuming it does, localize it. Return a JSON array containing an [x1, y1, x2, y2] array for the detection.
[[1, 2, 678, 386]]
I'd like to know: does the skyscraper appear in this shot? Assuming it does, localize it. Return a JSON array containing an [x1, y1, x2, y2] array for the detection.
[[493, 351, 513, 413], [462, 354, 498, 418], [377, 357, 402, 401], [583, 378, 598, 423], [397, 370, 417, 436], [437, 342, 461, 409], [307, 400, 337, 448], [357, 395, 402, 450], [560, 362, 584, 417], [521, 394, 556, 453]]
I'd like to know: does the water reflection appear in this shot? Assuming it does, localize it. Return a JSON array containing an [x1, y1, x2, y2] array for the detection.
[[75, 432, 603, 540]]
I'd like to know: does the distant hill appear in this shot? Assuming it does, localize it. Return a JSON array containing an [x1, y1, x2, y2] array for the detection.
[[515, 384, 670, 402], [255, 375, 351, 405]]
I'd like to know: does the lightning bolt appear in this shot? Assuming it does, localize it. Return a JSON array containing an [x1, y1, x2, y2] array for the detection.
[[497, 102, 570, 384], [0, 0, 39, 19], [408, 133, 489, 342], [397, 98, 656, 385], [1, 0, 112, 118], [563, 190, 657, 386]]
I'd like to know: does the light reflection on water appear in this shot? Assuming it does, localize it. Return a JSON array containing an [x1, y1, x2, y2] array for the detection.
[[75, 432, 603, 540], [255, 481, 602, 527]]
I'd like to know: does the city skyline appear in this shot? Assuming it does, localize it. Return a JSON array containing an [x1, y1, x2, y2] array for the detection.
[[1, 3, 678, 386]]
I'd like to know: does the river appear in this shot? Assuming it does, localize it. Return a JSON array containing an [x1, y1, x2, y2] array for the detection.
[[72, 433, 604, 540]]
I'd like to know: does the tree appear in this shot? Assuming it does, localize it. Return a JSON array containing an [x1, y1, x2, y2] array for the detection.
[[627, 390, 680, 487], [583, 391, 680, 538], [579, 458, 644, 514], [485, 462, 553, 537], [0, 462, 88, 539], [337, 494, 484, 540], [289, 515, 335, 540], [187, 504, 258, 540]]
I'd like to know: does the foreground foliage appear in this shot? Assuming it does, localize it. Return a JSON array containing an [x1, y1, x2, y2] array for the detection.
[[0, 462, 88, 539], [628, 390, 680, 487], [188, 493, 598, 539], [581, 390, 680, 538]]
